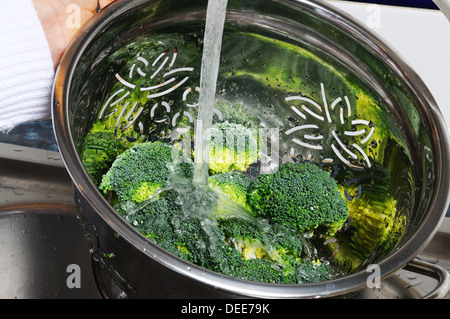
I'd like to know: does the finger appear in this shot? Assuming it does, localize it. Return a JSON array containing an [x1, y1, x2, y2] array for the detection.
[[98, 0, 115, 9]]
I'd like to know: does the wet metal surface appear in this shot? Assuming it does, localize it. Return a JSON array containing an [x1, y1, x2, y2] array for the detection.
[[0, 142, 99, 298], [0, 206, 100, 298]]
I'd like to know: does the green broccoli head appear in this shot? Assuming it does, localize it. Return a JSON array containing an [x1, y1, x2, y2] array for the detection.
[[100, 141, 194, 203], [208, 171, 252, 211], [208, 122, 259, 174], [115, 187, 224, 270], [236, 255, 335, 285], [218, 217, 295, 273], [231, 258, 288, 284], [218, 217, 302, 263], [216, 244, 332, 285], [217, 216, 338, 283], [265, 223, 304, 264], [112, 192, 188, 264], [216, 217, 289, 283], [218, 217, 268, 260], [80, 123, 130, 186], [172, 213, 224, 270], [247, 162, 349, 235]]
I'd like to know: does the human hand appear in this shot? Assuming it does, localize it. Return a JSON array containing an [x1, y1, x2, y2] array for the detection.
[[33, 0, 115, 69]]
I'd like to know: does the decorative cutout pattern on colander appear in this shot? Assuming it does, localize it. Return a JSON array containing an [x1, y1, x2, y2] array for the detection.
[[97, 48, 223, 135], [284, 83, 375, 169]]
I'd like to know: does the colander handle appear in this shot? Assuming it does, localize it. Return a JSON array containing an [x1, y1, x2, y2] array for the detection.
[[404, 258, 450, 299]]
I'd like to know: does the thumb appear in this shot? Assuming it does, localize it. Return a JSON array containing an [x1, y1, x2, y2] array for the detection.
[[98, 0, 116, 9]]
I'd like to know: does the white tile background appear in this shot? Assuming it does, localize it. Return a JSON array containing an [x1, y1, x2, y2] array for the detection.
[[327, 0, 450, 133]]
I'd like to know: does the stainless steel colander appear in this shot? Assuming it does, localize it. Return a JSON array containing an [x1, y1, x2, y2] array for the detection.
[[52, 0, 450, 298]]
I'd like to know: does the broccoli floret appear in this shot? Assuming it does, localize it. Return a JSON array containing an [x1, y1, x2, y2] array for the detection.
[[172, 213, 223, 269], [293, 260, 336, 284], [216, 216, 336, 283], [80, 123, 129, 185], [228, 254, 336, 284], [232, 258, 288, 284], [161, 190, 250, 274], [173, 183, 219, 217], [218, 217, 303, 266], [208, 171, 252, 211], [100, 141, 194, 203], [218, 217, 268, 260], [115, 188, 223, 270], [265, 223, 304, 266], [247, 162, 349, 236], [114, 196, 178, 244], [208, 122, 259, 174], [216, 217, 291, 283], [113, 193, 192, 262]]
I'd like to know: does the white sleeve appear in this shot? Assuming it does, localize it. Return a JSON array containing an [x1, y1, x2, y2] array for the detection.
[[0, 0, 55, 132]]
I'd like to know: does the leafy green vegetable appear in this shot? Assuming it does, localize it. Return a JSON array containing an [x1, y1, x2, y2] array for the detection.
[[208, 122, 259, 174], [247, 162, 349, 236], [100, 141, 193, 203]]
